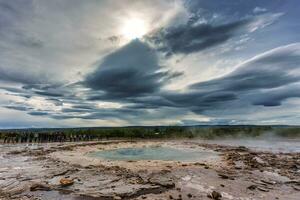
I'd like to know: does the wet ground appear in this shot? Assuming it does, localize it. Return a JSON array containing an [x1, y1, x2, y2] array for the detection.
[[203, 138, 300, 153], [0, 140, 300, 200]]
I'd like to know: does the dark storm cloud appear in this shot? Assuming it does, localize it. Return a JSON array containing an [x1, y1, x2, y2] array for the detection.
[[28, 111, 48, 116], [22, 83, 76, 98], [61, 43, 300, 119], [84, 40, 182, 99], [162, 91, 237, 113], [22, 83, 67, 91], [190, 44, 300, 93], [0, 67, 43, 85], [251, 84, 300, 107], [148, 19, 251, 55], [168, 43, 300, 111], [34, 90, 64, 97], [60, 108, 83, 113], [46, 98, 63, 106], [72, 104, 96, 110], [0, 0, 298, 126], [4, 105, 30, 111], [0, 86, 26, 94], [2, 41, 300, 124]]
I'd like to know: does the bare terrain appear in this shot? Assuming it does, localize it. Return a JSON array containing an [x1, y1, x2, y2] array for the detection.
[[0, 140, 299, 200]]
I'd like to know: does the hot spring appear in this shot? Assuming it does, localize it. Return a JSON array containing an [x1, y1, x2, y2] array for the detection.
[[88, 146, 219, 162]]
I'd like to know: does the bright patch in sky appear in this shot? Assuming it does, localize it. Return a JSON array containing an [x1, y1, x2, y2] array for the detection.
[[121, 18, 148, 40]]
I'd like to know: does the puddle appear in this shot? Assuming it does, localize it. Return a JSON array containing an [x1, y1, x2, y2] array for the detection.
[[88, 146, 219, 162]]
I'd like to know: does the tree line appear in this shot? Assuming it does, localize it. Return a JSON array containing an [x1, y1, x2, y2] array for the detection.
[[0, 125, 299, 143]]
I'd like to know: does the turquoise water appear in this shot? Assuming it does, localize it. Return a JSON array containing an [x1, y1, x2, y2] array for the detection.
[[88, 147, 218, 162]]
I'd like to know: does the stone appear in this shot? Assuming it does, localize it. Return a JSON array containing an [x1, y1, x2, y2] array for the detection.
[[148, 172, 175, 189], [59, 178, 74, 187], [30, 183, 51, 191], [208, 191, 222, 200], [257, 187, 269, 192], [218, 173, 229, 179], [247, 185, 257, 190]]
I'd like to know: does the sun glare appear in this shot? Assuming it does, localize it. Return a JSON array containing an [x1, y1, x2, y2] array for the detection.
[[121, 18, 147, 40]]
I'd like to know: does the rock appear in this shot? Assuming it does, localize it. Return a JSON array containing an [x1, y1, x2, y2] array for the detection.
[[247, 185, 257, 190], [30, 183, 51, 191], [257, 187, 269, 192], [218, 173, 234, 180], [59, 178, 74, 187], [292, 186, 300, 191], [236, 146, 248, 152], [253, 156, 265, 165], [261, 179, 276, 185], [53, 170, 70, 177], [234, 161, 245, 169], [148, 172, 175, 189], [208, 191, 222, 200], [285, 180, 300, 185], [187, 193, 193, 198], [194, 162, 206, 166], [218, 173, 229, 179]]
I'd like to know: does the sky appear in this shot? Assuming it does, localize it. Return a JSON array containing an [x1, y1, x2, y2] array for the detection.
[[0, 0, 300, 128]]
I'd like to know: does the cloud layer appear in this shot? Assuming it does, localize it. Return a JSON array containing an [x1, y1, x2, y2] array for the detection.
[[148, 18, 251, 56], [84, 40, 182, 99], [0, 0, 300, 127]]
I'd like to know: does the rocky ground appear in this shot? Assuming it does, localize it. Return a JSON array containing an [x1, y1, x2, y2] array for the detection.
[[0, 140, 299, 200]]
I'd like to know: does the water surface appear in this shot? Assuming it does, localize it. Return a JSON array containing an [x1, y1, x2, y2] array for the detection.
[[88, 146, 219, 162]]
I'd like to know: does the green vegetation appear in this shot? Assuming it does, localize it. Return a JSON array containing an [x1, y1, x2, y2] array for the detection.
[[0, 125, 299, 143]]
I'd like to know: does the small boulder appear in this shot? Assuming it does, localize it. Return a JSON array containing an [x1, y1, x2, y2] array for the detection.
[[30, 183, 51, 191], [208, 191, 222, 200], [247, 185, 257, 190], [59, 178, 74, 187]]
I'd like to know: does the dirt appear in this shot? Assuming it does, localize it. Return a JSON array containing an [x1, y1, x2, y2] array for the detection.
[[0, 140, 299, 200]]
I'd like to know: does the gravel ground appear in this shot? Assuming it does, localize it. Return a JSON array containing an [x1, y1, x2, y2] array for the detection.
[[0, 140, 299, 200]]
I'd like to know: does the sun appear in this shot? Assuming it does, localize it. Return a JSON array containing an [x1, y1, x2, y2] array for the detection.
[[121, 18, 147, 40]]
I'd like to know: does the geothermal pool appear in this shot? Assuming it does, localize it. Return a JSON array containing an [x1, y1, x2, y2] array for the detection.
[[88, 146, 219, 162]]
